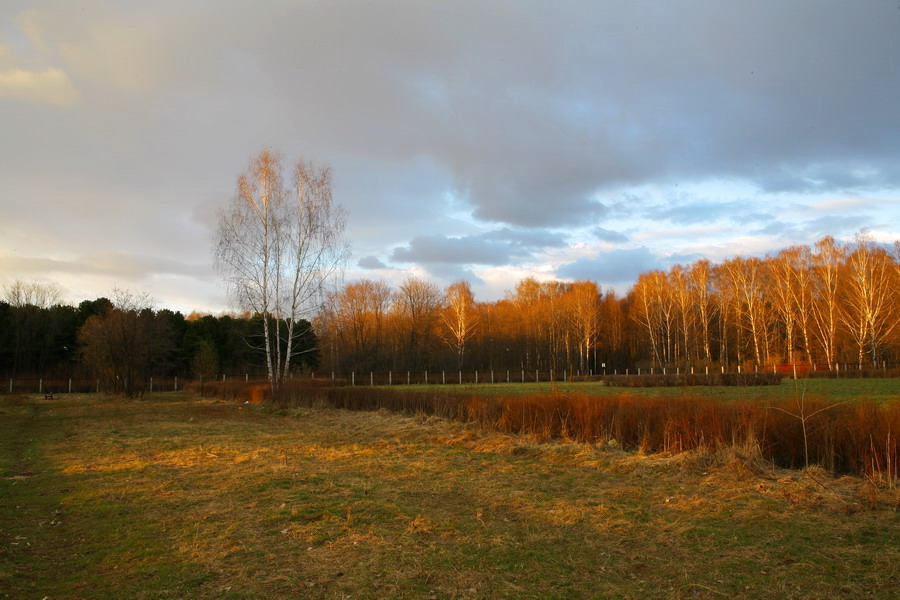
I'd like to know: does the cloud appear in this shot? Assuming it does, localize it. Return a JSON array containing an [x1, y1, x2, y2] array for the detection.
[[592, 227, 629, 243], [391, 234, 514, 266], [357, 256, 389, 270], [481, 228, 568, 249], [0, 67, 78, 105], [2, 1, 900, 311], [0, 252, 210, 281], [390, 228, 565, 267], [556, 247, 662, 285], [654, 199, 770, 225], [425, 264, 484, 285], [632, 225, 730, 242], [808, 197, 900, 213]]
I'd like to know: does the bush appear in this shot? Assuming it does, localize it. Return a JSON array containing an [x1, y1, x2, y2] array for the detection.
[[807, 367, 900, 379], [190, 378, 898, 481], [601, 373, 782, 387]]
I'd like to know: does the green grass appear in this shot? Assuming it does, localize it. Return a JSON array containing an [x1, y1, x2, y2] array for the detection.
[[394, 377, 900, 403], [1, 393, 898, 599]]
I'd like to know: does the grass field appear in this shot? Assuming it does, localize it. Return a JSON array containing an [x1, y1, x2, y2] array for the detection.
[[397, 377, 900, 403], [1, 393, 898, 599]]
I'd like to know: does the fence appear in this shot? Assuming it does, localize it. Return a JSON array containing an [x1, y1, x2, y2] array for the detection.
[[2, 362, 897, 395]]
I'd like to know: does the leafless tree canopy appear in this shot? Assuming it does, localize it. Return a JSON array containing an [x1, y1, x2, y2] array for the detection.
[[214, 149, 348, 396], [4, 280, 64, 309]]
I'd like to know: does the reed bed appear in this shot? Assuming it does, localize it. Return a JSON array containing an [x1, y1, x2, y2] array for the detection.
[[195, 381, 898, 484]]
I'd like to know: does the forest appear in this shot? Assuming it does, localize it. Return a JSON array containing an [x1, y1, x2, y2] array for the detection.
[[2, 234, 898, 386], [0, 285, 318, 393], [315, 234, 900, 375]]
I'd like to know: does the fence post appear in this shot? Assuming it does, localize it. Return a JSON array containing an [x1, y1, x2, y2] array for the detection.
[[407, 371, 410, 385], [459, 371, 462, 384], [96, 378, 100, 393], [535, 370, 539, 383], [150, 376, 153, 393], [246, 373, 249, 382], [425, 371, 428, 384], [389, 371, 392, 386], [68, 378, 72, 394], [521, 370, 524, 383], [174, 376, 178, 391], [475, 370, 478, 384], [638, 368, 641, 375], [352, 372, 355, 386], [39, 378, 42, 394], [370, 372, 373, 386], [443, 371, 446, 384], [491, 370, 494, 384]]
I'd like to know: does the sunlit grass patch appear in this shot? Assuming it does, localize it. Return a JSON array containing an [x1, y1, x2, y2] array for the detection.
[[1, 393, 898, 599], [399, 376, 900, 402]]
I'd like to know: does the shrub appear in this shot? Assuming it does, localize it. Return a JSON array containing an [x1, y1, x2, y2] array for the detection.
[[807, 367, 900, 379], [190, 378, 898, 482], [601, 373, 782, 387]]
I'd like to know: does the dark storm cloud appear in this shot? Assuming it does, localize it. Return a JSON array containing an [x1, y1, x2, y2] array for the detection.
[[556, 247, 663, 285]]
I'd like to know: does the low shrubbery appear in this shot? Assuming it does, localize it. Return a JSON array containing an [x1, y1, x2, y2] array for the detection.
[[807, 367, 900, 379], [192, 380, 898, 483], [601, 372, 782, 387]]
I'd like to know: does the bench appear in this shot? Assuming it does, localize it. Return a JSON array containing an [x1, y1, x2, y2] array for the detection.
[[44, 392, 54, 400]]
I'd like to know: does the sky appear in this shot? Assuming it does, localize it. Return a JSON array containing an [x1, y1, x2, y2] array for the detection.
[[2, 1, 899, 313]]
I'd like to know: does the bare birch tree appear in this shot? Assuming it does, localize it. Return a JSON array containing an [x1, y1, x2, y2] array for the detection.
[[841, 232, 898, 367], [215, 149, 348, 399], [566, 281, 601, 373], [688, 259, 716, 363], [809, 236, 844, 368], [441, 281, 478, 369]]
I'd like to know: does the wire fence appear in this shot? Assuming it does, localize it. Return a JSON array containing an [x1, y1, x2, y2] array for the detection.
[[2, 361, 898, 395]]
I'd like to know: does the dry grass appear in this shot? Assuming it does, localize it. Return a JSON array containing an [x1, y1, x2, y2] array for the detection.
[[278, 385, 900, 482], [1, 393, 898, 599]]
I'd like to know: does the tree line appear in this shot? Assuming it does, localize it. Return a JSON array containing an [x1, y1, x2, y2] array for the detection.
[[0, 283, 318, 395], [315, 234, 900, 374], [4, 233, 897, 387]]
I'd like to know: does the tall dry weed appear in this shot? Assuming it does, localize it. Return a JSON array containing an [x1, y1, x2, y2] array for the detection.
[[195, 381, 898, 481]]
